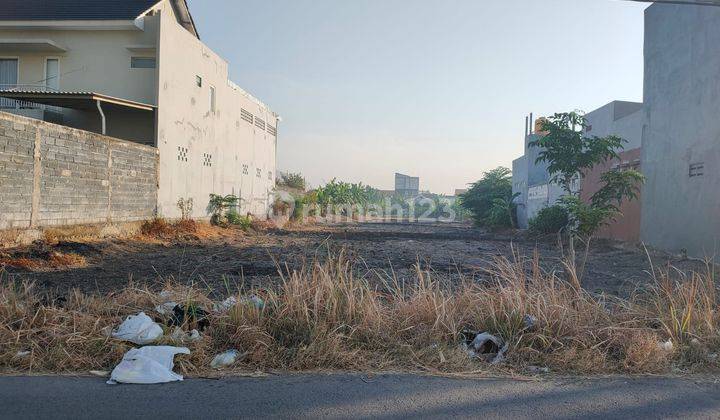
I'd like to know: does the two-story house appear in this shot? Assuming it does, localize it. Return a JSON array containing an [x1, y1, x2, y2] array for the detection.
[[0, 0, 279, 219]]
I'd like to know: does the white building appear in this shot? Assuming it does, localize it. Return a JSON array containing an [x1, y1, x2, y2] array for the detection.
[[0, 0, 278, 219]]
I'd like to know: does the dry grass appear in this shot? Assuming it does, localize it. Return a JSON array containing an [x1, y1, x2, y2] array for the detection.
[[1, 251, 719, 376], [0, 252, 87, 271]]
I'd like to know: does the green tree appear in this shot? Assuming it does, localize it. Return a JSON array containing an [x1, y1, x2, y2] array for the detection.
[[530, 112, 644, 280], [460, 167, 518, 229]]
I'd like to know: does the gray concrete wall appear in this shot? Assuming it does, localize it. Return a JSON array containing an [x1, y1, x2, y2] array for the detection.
[[585, 101, 643, 150], [0, 111, 158, 229], [641, 4, 720, 257]]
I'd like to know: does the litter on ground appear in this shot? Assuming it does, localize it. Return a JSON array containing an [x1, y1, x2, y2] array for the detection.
[[108, 346, 190, 385], [111, 312, 164, 345], [211, 350, 243, 369], [170, 327, 201, 344], [463, 331, 508, 364]]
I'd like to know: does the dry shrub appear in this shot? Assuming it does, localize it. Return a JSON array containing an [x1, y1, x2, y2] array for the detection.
[[48, 252, 87, 268], [0, 252, 86, 271], [140, 218, 199, 239], [1, 252, 719, 376], [0, 257, 40, 270]]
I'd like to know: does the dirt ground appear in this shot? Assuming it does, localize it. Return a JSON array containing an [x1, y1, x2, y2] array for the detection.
[[0, 221, 713, 297]]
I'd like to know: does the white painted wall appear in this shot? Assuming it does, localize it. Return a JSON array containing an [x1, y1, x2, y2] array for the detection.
[[154, 1, 278, 219]]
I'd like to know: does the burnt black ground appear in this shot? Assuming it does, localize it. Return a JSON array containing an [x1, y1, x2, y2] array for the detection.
[[1, 222, 713, 297]]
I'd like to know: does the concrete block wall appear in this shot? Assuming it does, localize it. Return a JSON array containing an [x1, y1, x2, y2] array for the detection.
[[0, 112, 158, 230]]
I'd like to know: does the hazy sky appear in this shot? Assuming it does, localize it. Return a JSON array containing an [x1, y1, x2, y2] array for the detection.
[[188, 0, 648, 194]]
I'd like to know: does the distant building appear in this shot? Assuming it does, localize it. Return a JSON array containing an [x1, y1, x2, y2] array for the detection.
[[511, 102, 643, 234], [394, 173, 420, 196], [454, 189, 468, 196], [512, 115, 569, 229], [580, 101, 643, 242]]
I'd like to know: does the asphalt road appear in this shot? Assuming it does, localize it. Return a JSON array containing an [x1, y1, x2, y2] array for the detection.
[[1, 374, 719, 419]]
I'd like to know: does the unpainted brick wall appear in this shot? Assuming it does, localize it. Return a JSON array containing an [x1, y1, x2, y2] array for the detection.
[[0, 112, 158, 229]]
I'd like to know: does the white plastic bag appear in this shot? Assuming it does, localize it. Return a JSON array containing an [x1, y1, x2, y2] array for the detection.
[[112, 312, 164, 345], [155, 302, 178, 316], [210, 350, 242, 369], [108, 346, 190, 385], [170, 327, 201, 344], [467, 332, 508, 364]]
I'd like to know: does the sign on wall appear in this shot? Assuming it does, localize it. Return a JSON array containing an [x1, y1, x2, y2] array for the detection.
[[527, 184, 549, 201]]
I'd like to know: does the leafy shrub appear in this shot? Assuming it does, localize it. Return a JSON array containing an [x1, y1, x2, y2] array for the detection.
[[277, 172, 307, 191], [208, 194, 240, 227], [291, 197, 305, 222], [529, 205, 569, 235], [460, 167, 518, 229]]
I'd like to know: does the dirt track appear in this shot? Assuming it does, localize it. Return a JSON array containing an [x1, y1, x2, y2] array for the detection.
[[0, 222, 711, 297]]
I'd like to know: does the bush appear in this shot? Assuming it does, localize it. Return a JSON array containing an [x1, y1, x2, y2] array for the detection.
[[278, 172, 307, 191], [291, 198, 305, 222], [460, 167, 518, 229], [529, 205, 569, 235], [208, 194, 240, 227]]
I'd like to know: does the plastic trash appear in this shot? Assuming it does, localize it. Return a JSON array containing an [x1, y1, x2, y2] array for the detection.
[[211, 350, 242, 369], [170, 305, 210, 331], [213, 296, 238, 312], [15, 350, 30, 358], [112, 312, 164, 345], [108, 346, 190, 385], [659, 339, 674, 352], [523, 314, 537, 330], [170, 327, 201, 343], [464, 332, 507, 364], [155, 301, 178, 316], [214, 295, 264, 312], [89, 370, 110, 377], [471, 332, 503, 354], [245, 295, 265, 310]]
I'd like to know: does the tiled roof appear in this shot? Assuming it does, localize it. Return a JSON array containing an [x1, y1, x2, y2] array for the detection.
[[0, 0, 161, 21]]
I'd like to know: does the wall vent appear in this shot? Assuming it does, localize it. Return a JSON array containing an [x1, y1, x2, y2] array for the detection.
[[177, 146, 188, 162], [254, 117, 266, 131], [202, 153, 212, 167], [241, 109, 253, 124], [689, 162, 705, 178]]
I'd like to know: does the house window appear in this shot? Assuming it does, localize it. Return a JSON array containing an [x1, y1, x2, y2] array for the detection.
[[131, 57, 156, 69], [689, 162, 704, 178], [196, 75, 202, 87], [254, 117, 266, 131], [0, 59, 18, 104], [242, 164, 249, 175], [209, 86, 216, 113], [268, 171, 272, 180], [45, 58, 59, 90], [202, 153, 212, 167], [256, 168, 262, 178]]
